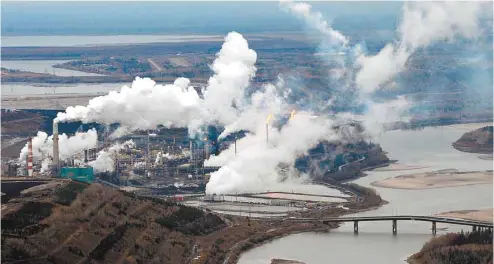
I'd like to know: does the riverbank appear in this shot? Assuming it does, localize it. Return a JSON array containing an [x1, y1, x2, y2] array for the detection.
[[408, 230, 493, 264], [372, 163, 428, 172], [370, 169, 493, 190], [434, 208, 493, 223], [217, 183, 387, 264]]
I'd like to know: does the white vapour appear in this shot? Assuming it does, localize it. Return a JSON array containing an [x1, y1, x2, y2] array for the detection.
[[219, 82, 288, 139], [56, 77, 202, 131], [201, 31, 258, 127], [55, 32, 257, 136], [206, 113, 338, 194], [357, 96, 410, 138], [89, 140, 135, 173], [280, 0, 348, 47], [356, 1, 484, 95], [18, 129, 98, 163]]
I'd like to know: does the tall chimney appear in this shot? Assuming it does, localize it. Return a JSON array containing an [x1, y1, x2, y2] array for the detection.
[[27, 137, 33, 177], [53, 121, 60, 176], [190, 140, 193, 160], [266, 123, 269, 144], [84, 149, 88, 163]]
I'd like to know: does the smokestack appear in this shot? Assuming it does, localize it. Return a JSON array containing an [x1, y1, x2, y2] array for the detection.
[[266, 124, 269, 144], [27, 137, 33, 177], [190, 140, 193, 160], [84, 149, 88, 163], [53, 121, 60, 176], [265, 113, 273, 144]]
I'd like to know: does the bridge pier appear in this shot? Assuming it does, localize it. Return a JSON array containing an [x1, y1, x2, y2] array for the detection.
[[392, 220, 397, 235], [432, 221, 436, 235], [473, 226, 477, 232], [354, 221, 358, 234]]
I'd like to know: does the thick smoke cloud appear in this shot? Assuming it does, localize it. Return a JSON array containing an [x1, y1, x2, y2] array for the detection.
[[206, 113, 337, 194], [55, 32, 257, 136], [89, 140, 135, 173], [56, 77, 202, 131], [201, 32, 258, 127], [19, 129, 98, 163], [356, 1, 484, 95]]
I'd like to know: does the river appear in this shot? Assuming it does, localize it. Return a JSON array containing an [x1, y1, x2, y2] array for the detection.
[[1, 83, 125, 96], [1, 60, 104, 77], [1, 35, 224, 47], [238, 123, 493, 264]]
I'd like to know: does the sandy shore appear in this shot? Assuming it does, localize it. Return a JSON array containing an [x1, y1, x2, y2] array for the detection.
[[445, 122, 493, 130], [372, 163, 428, 172], [435, 208, 493, 223], [478, 154, 493, 160], [371, 169, 493, 190]]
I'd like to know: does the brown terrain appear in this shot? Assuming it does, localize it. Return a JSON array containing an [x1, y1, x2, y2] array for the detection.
[[408, 230, 492, 264], [1, 110, 44, 135], [453, 126, 493, 154], [1, 179, 385, 264], [2, 181, 226, 264]]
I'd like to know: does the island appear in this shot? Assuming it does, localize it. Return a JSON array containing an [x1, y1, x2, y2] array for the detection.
[[453, 126, 493, 154]]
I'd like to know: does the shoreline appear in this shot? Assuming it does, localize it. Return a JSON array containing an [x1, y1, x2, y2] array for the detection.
[[434, 208, 493, 223], [224, 189, 388, 264]]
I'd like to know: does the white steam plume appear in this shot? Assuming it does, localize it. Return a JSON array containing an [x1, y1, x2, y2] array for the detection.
[[55, 77, 202, 131], [356, 1, 484, 95], [280, 0, 348, 48], [89, 140, 135, 173], [201, 31, 258, 127], [55, 32, 257, 136], [206, 113, 338, 194], [219, 82, 288, 139], [19, 129, 98, 163]]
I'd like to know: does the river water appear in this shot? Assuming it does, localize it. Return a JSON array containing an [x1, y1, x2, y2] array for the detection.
[[1, 35, 224, 47], [1, 60, 104, 76], [1, 83, 125, 96], [238, 123, 493, 264]]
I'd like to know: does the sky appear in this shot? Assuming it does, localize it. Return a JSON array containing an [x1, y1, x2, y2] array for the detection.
[[1, 1, 403, 36]]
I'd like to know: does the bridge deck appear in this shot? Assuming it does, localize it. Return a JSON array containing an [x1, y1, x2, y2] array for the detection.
[[292, 215, 493, 228]]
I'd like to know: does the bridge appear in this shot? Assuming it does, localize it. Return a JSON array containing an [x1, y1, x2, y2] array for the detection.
[[285, 215, 494, 235]]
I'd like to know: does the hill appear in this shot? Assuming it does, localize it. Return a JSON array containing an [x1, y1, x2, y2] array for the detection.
[[453, 126, 493, 154], [1, 181, 226, 264], [408, 230, 493, 264]]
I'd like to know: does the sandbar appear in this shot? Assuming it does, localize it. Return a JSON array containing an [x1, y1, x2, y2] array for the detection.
[[478, 154, 493, 160], [445, 122, 493, 130], [371, 169, 493, 190], [372, 163, 428, 172], [435, 208, 493, 223], [271, 259, 306, 264]]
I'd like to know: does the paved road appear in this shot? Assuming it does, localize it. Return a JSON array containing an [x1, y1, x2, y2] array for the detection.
[[338, 154, 365, 172]]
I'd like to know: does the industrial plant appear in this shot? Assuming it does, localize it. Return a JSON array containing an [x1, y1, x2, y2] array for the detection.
[[5, 120, 235, 196]]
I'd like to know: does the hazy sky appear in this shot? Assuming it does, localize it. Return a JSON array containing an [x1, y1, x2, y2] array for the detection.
[[2, 1, 403, 36]]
